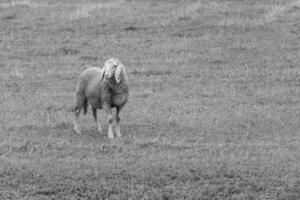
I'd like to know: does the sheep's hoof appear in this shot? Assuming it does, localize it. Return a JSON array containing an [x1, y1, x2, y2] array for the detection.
[[116, 131, 121, 137], [115, 125, 121, 137], [108, 133, 114, 139]]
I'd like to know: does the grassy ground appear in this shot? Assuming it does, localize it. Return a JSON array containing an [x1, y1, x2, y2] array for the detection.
[[0, 0, 300, 199]]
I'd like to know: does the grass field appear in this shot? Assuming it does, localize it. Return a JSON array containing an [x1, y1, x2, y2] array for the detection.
[[0, 0, 300, 199]]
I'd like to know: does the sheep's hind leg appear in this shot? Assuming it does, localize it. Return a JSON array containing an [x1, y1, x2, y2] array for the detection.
[[73, 108, 82, 134], [92, 107, 102, 134], [115, 107, 122, 137], [104, 104, 114, 139]]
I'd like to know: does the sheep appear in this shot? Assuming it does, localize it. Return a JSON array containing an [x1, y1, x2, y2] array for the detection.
[[73, 57, 129, 139]]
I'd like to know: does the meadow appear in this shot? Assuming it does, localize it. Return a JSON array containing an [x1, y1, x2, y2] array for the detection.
[[0, 0, 300, 199]]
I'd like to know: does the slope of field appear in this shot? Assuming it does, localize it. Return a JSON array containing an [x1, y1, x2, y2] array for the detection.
[[0, 0, 300, 199]]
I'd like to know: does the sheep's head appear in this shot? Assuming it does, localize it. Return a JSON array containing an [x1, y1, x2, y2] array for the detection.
[[103, 58, 127, 83]]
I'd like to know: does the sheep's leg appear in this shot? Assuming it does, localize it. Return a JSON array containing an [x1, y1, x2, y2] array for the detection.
[[104, 104, 114, 139], [92, 107, 102, 133], [115, 107, 122, 137], [73, 87, 87, 134], [73, 108, 82, 134]]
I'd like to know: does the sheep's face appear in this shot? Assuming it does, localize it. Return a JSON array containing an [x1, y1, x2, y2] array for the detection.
[[103, 59, 118, 80], [103, 58, 126, 83]]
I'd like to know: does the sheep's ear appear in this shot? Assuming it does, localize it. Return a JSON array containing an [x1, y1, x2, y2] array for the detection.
[[101, 65, 106, 81], [115, 63, 124, 83]]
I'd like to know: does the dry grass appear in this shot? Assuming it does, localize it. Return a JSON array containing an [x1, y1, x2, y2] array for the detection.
[[0, 0, 300, 199]]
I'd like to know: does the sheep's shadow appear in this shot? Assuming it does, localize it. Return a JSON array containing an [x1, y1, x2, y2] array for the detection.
[[70, 127, 109, 142], [122, 122, 201, 141], [67, 121, 200, 143]]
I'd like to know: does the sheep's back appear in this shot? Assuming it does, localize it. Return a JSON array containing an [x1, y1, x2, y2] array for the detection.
[[80, 67, 103, 82]]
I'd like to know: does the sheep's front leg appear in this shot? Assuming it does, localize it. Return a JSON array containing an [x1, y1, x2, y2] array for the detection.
[[103, 103, 114, 139], [73, 108, 82, 134], [92, 107, 102, 134], [115, 106, 122, 137]]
